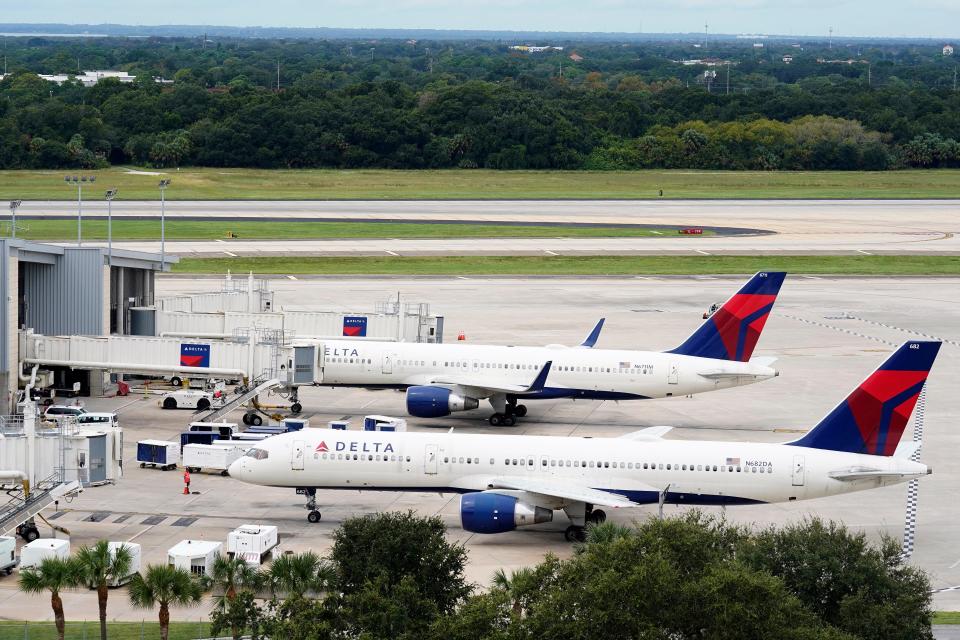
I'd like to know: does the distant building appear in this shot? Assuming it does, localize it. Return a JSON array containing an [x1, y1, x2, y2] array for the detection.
[[32, 70, 170, 87], [944, 44, 955, 56], [569, 52, 584, 62], [509, 45, 563, 53], [753, 43, 764, 48], [680, 57, 733, 67], [782, 55, 794, 64]]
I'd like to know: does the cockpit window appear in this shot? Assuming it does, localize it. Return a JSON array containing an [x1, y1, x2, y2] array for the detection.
[[245, 448, 269, 460]]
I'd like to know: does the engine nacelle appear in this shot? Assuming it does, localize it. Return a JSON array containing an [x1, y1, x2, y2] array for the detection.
[[460, 492, 553, 534], [406, 386, 479, 418]]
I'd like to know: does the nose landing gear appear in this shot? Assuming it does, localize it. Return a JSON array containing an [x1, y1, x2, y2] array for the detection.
[[301, 488, 321, 523]]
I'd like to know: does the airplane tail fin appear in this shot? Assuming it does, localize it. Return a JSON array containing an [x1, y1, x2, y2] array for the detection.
[[788, 342, 941, 456], [668, 272, 786, 362]]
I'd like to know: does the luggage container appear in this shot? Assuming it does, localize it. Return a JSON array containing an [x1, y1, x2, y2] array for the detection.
[[281, 418, 308, 431], [137, 440, 179, 470], [189, 422, 238, 437], [329, 420, 350, 430], [20, 539, 70, 570], [180, 431, 222, 451], [0, 536, 16, 575], [100, 542, 141, 587], [167, 540, 222, 576], [182, 442, 247, 475], [363, 415, 407, 432], [229, 433, 271, 442], [227, 524, 279, 566]]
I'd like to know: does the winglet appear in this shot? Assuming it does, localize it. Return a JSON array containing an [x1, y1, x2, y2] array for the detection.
[[524, 361, 553, 393], [580, 319, 605, 348]]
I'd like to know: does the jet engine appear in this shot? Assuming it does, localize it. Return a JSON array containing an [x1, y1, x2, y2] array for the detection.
[[406, 386, 479, 418], [460, 492, 553, 534]]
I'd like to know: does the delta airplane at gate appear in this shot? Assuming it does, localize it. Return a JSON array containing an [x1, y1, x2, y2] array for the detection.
[[314, 272, 786, 424], [230, 341, 940, 542]]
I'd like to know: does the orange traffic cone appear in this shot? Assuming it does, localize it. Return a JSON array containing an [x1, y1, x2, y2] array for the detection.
[[457, 331, 465, 341], [183, 485, 189, 495]]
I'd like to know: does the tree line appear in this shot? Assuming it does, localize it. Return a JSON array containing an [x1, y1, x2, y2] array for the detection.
[[2, 37, 960, 170], [18, 511, 934, 640]]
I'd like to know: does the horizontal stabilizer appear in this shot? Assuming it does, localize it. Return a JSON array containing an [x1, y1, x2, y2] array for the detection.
[[750, 356, 778, 367], [828, 467, 928, 481], [619, 426, 673, 441], [893, 441, 921, 460]]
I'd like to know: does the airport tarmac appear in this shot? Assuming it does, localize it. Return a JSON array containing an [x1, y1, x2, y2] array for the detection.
[[1, 275, 959, 619], [25, 198, 960, 256]]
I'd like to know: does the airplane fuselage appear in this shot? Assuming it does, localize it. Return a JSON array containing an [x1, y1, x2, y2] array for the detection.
[[230, 428, 926, 507], [316, 340, 777, 401]]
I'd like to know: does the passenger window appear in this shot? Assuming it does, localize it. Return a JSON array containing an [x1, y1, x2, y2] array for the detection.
[[628, 462, 633, 469], [666, 464, 672, 470], [548, 460, 553, 467], [490, 458, 495, 464], [574, 461, 580, 467], [444, 457, 449, 463], [589, 461, 595, 468]]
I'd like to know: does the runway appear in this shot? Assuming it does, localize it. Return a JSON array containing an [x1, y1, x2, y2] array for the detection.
[[23, 198, 960, 256]]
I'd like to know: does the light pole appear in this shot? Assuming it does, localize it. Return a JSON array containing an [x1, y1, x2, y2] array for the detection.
[[158, 179, 171, 267], [64, 175, 95, 245], [8, 200, 21, 238], [104, 189, 118, 266]]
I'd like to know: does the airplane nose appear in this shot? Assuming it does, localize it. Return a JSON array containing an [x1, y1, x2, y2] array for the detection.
[[227, 458, 246, 478]]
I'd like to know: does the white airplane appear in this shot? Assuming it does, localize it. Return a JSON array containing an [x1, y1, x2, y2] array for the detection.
[[229, 341, 940, 542], [314, 272, 786, 425]]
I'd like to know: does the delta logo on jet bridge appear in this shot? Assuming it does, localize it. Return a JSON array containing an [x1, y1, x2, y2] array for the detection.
[[180, 343, 211, 368], [343, 316, 368, 337]]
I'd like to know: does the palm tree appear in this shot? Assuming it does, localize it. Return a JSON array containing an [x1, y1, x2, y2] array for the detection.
[[128, 565, 203, 640], [18, 556, 81, 640], [205, 553, 264, 639], [491, 566, 536, 617], [268, 551, 334, 600], [582, 521, 636, 548], [76, 540, 133, 640]]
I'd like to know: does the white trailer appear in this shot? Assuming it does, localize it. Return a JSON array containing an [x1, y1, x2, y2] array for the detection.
[[19, 539, 70, 570], [182, 443, 247, 475], [0, 536, 16, 575], [107, 542, 141, 586], [227, 524, 279, 566], [167, 540, 222, 576]]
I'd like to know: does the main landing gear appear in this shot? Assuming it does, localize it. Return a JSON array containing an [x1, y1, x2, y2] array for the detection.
[[302, 488, 321, 523], [488, 400, 527, 426], [563, 507, 606, 542]]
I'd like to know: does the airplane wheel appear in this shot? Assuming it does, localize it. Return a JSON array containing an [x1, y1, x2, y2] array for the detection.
[[140, 463, 146, 468], [515, 404, 528, 417], [242, 413, 251, 425], [489, 414, 503, 426], [162, 397, 177, 410], [290, 403, 303, 414], [564, 526, 585, 543], [196, 398, 210, 411], [589, 509, 607, 525], [503, 415, 516, 427], [307, 510, 322, 523], [250, 414, 263, 427]]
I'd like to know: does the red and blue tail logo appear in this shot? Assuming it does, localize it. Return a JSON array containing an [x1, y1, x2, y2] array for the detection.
[[669, 272, 786, 362], [790, 342, 941, 456]]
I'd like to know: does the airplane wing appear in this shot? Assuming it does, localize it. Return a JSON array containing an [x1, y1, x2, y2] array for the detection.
[[489, 476, 642, 508], [427, 361, 553, 396], [618, 426, 673, 441], [579, 319, 605, 348]]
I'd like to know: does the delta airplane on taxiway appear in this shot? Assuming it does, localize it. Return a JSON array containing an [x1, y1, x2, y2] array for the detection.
[[230, 341, 940, 541], [313, 272, 787, 424]]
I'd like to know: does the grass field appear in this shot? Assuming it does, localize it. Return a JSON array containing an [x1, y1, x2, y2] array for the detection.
[[934, 612, 960, 625], [172, 255, 960, 276], [0, 219, 683, 241], [0, 621, 209, 640], [1, 168, 960, 200]]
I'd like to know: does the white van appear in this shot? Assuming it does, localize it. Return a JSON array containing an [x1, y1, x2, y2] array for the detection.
[[77, 412, 119, 428]]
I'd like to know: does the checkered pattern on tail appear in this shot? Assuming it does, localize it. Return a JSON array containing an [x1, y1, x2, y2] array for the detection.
[[900, 385, 925, 560]]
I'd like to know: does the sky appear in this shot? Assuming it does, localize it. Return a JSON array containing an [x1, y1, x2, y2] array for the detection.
[[3, 0, 960, 39]]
